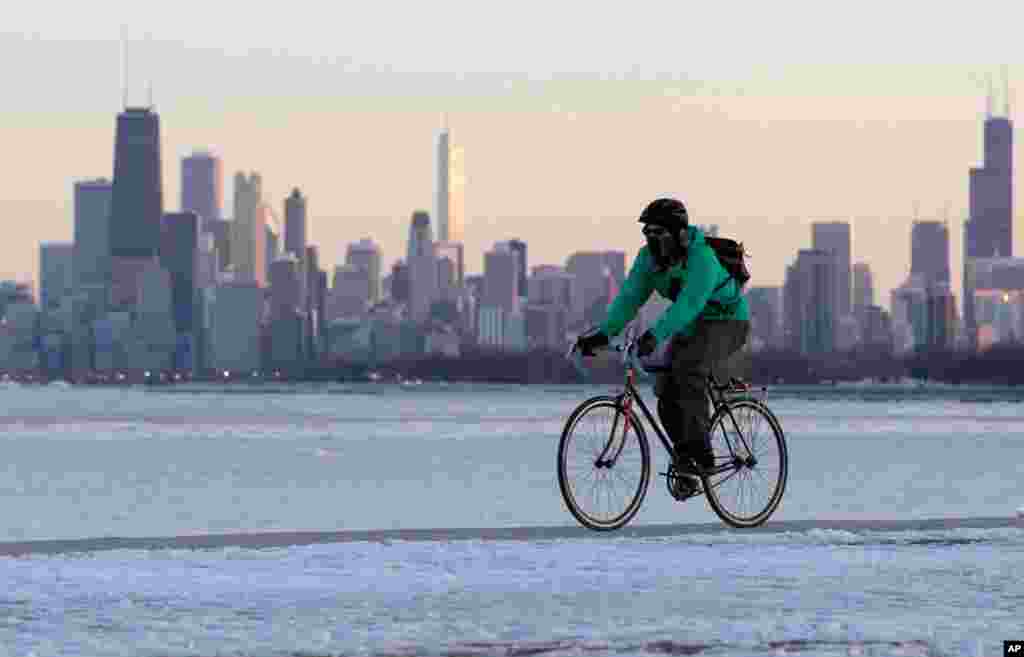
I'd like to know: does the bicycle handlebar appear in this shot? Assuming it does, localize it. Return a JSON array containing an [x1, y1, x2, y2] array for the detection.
[[566, 323, 652, 380]]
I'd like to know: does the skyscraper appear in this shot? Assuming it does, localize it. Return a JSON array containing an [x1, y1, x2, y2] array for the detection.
[[783, 249, 838, 355], [910, 221, 950, 287], [434, 128, 465, 243], [434, 241, 465, 295], [73, 178, 113, 289], [407, 211, 437, 321], [231, 172, 267, 286], [284, 188, 307, 259], [852, 262, 875, 317], [811, 222, 851, 316], [110, 107, 163, 258], [745, 286, 781, 350], [483, 242, 520, 313], [408, 210, 433, 260], [966, 111, 1013, 260], [507, 239, 527, 299], [181, 151, 222, 228], [346, 239, 382, 304], [566, 251, 626, 323], [964, 95, 1014, 349], [39, 242, 74, 310], [160, 212, 199, 334]]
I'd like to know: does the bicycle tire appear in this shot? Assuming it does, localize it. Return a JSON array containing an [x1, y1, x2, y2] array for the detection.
[[557, 395, 651, 531], [702, 398, 788, 528]]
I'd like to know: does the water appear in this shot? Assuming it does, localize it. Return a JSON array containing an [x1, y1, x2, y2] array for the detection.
[[1, 383, 1022, 656]]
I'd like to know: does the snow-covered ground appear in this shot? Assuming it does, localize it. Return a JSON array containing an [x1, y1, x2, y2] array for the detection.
[[3, 527, 1022, 656], [1, 384, 1022, 655]]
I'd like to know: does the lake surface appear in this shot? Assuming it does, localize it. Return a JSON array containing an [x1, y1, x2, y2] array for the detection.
[[0, 382, 1021, 656]]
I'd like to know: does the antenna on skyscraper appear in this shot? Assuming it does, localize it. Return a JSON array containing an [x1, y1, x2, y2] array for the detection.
[[145, 30, 154, 109], [1003, 64, 1012, 117], [119, 25, 127, 109], [986, 74, 994, 118]]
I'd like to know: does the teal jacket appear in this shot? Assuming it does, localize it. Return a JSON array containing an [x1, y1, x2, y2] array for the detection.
[[599, 226, 750, 344]]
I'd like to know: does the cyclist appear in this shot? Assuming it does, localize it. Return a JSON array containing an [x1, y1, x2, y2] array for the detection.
[[575, 198, 750, 493]]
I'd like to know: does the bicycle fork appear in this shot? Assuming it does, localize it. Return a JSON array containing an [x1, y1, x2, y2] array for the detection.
[[595, 376, 636, 469]]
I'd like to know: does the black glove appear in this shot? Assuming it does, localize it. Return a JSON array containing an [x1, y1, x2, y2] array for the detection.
[[636, 330, 658, 358], [576, 331, 609, 356]]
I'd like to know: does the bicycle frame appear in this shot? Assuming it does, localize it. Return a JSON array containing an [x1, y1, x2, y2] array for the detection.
[[593, 335, 760, 480]]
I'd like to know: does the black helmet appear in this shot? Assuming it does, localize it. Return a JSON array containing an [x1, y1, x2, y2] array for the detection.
[[638, 198, 688, 232]]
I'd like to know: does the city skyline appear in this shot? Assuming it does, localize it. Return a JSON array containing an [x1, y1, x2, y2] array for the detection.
[[3, 22, 1024, 310]]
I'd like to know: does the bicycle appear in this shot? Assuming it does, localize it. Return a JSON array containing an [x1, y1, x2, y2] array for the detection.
[[558, 325, 788, 530]]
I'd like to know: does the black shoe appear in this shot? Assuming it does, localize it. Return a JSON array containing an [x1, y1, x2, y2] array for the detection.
[[693, 444, 714, 472], [669, 470, 700, 500]]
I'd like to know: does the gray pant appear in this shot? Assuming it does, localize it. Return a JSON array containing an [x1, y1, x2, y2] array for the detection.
[[654, 319, 750, 459]]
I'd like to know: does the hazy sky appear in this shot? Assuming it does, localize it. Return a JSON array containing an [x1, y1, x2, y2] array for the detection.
[[3, 1, 1024, 309]]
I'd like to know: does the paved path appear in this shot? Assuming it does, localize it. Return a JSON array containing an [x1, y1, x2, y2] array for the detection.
[[1, 516, 1020, 557]]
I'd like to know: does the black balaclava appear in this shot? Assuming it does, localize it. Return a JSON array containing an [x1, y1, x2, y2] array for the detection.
[[646, 222, 688, 271], [640, 198, 690, 271]]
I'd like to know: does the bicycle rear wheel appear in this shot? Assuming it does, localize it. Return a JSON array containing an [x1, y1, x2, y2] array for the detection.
[[557, 395, 651, 531], [702, 398, 787, 528]]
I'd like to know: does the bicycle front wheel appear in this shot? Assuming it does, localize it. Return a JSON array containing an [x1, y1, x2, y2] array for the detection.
[[557, 395, 651, 531], [703, 398, 788, 528]]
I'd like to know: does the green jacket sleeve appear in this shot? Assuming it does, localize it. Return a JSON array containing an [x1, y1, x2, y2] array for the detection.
[[651, 242, 718, 342], [599, 248, 655, 338]]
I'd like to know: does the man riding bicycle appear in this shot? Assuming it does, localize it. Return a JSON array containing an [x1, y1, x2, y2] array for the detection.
[[575, 198, 750, 494]]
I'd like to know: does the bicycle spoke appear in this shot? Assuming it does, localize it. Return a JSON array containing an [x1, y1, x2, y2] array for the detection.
[[559, 399, 650, 529], [703, 400, 787, 527]]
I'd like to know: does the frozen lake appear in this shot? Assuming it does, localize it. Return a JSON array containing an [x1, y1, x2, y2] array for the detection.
[[0, 383, 1022, 656]]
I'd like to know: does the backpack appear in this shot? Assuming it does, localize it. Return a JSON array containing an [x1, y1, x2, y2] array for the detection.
[[705, 236, 751, 289]]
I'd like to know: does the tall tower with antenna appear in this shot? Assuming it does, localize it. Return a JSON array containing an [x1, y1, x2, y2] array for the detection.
[[107, 28, 165, 308], [964, 67, 1015, 348]]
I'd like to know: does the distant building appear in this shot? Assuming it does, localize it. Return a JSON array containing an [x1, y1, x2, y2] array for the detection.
[[811, 221, 851, 317], [851, 262, 875, 318], [483, 242, 520, 314], [181, 151, 222, 228], [910, 221, 950, 287], [434, 241, 464, 296], [231, 172, 268, 286], [966, 113, 1013, 260], [860, 305, 893, 352], [528, 266, 575, 307], [783, 249, 837, 355], [964, 105, 1014, 348], [160, 212, 200, 334], [566, 251, 625, 323], [407, 210, 433, 261], [346, 239, 382, 304], [110, 107, 163, 259], [434, 128, 465, 243], [284, 188, 307, 259], [328, 265, 372, 320], [0, 301, 39, 371], [525, 304, 571, 349], [207, 283, 264, 374], [205, 218, 232, 271], [389, 260, 410, 304], [507, 239, 527, 300], [407, 211, 437, 322], [39, 243, 74, 311], [269, 255, 303, 317], [266, 222, 280, 278], [745, 286, 781, 351], [73, 178, 113, 290], [477, 305, 505, 348]]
